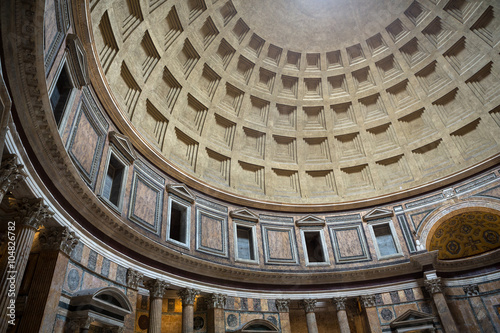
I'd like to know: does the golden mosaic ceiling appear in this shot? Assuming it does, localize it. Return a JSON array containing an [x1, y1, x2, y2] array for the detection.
[[89, 0, 500, 205], [429, 211, 500, 260]]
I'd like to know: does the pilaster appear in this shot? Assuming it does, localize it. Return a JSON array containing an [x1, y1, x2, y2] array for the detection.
[[205, 293, 226, 333], [360, 295, 381, 333], [124, 269, 143, 333], [424, 273, 458, 333]]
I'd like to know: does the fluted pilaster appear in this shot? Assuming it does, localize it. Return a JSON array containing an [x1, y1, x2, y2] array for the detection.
[[0, 155, 26, 203]]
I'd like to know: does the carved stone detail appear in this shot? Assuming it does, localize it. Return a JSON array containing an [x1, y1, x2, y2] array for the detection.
[[38, 226, 79, 256], [70, 315, 96, 330], [105, 327, 125, 333], [15, 198, 53, 229], [177, 288, 200, 306], [463, 284, 479, 297], [360, 295, 376, 308], [144, 279, 168, 298], [127, 269, 144, 290], [424, 278, 443, 294], [333, 297, 348, 311], [205, 293, 226, 309], [275, 299, 290, 312], [301, 299, 317, 313], [0, 155, 26, 197]]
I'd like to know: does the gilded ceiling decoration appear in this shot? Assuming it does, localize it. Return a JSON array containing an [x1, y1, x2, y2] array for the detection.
[[429, 211, 500, 260]]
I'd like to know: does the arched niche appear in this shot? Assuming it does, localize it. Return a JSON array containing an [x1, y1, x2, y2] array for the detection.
[[418, 198, 500, 260], [234, 319, 280, 332], [68, 286, 132, 331]]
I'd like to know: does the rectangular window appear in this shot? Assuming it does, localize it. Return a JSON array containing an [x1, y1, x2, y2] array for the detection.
[[50, 64, 74, 128], [167, 197, 191, 248], [304, 231, 326, 263], [169, 201, 188, 244], [103, 155, 125, 206], [373, 224, 398, 257], [236, 226, 254, 260]]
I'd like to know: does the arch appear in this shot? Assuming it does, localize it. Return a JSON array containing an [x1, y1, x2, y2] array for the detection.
[[237, 319, 280, 332], [418, 198, 500, 248], [419, 198, 500, 259]]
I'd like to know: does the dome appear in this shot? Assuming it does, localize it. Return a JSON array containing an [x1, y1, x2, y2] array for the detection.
[[88, 0, 500, 209]]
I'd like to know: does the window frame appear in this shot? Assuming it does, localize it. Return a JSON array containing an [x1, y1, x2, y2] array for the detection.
[[48, 55, 77, 134], [367, 220, 404, 260], [166, 195, 192, 249], [299, 227, 330, 266], [99, 147, 129, 213], [233, 219, 259, 264]]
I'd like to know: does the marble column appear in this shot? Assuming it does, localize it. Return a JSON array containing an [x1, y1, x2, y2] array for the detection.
[[301, 299, 318, 333], [18, 226, 79, 333], [0, 155, 26, 204], [360, 295, 381, 333], [462, 284, 494, 332], [144, 279, 168, 333], [125, 269, 143, 333], [178, 288, 200, 333], [0, 198, 52, 332], [275, 299, 291, 333], [424, 275, 458, 333], [205, 293, 226, 333], [333, 297, 351, 333]]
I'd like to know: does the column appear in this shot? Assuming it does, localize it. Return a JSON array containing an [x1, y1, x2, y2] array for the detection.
[[301, 299, 318, 333], [463, 284, 495, 332], [125, 269, 143, 333], [424, 273, 458, 333], [0, 155, 26, 204], [360, 295, 381, 333], [205, 293, 226, 333], [18, 226, 79, 333], [178, 288, 200, 333], [0, 198, 52, 332], [333, 297, 351, 333], [275, 299, 291, 333], [144, 279, 168, 333]]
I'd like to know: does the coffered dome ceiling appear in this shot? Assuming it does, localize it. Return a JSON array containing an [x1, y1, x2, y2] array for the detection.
[[89, 0, 500, 206]]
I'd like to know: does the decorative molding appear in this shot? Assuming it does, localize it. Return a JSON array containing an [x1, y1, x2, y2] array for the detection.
[[424, 278, 443, 294], [301, 299, 317, 313], [0, 154, 26, 198], [332, 297, 348, 311], [167, 183, 195, 203], [144, 279, 168, 298], [363, 208, 393, 222], [14, 198, 53, 230], [360, 295, 376, 308], [275, 299, 290, 312], [296, 215, 325, 226], [230, 208, 259, 222], [262, 225, 299, 265], [108, 131, 137, 164], [66, 34, 90, 88], [38, 226, 79, 256], [205, 293, 226, 309], [463, 284, 479, 297], [329, 224, 371, 264], [195, 207, 228, 257], [177, 288, 200, 306], [126, 269, 144, 290]]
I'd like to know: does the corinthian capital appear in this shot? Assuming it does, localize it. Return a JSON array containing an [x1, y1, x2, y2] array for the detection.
[[177, 288, 200, 306], [424, 278, 443, 294], [332, 297, 348, 311], [275, 299, 290, 312], [15, 198, 53, 229], [127, 269, 144, 290], [38, 226, 79, 256], [144, 279, 168, 298], [360, 295, 376, 308], [0, 155, 26, 196], [301, 299, 317, 313], [463, 284, 479, 297], [205, 293, 226, 309]]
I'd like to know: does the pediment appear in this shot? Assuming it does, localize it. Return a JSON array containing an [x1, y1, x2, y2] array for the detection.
[[109, 131, 136, 164], [363, 208, 393, 222], [230, 208, 259, 222], [66, 34, 90, 88], [390, 309, 435, 329], [296, 215, 325, 226], [167, 183, 195, 203]]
